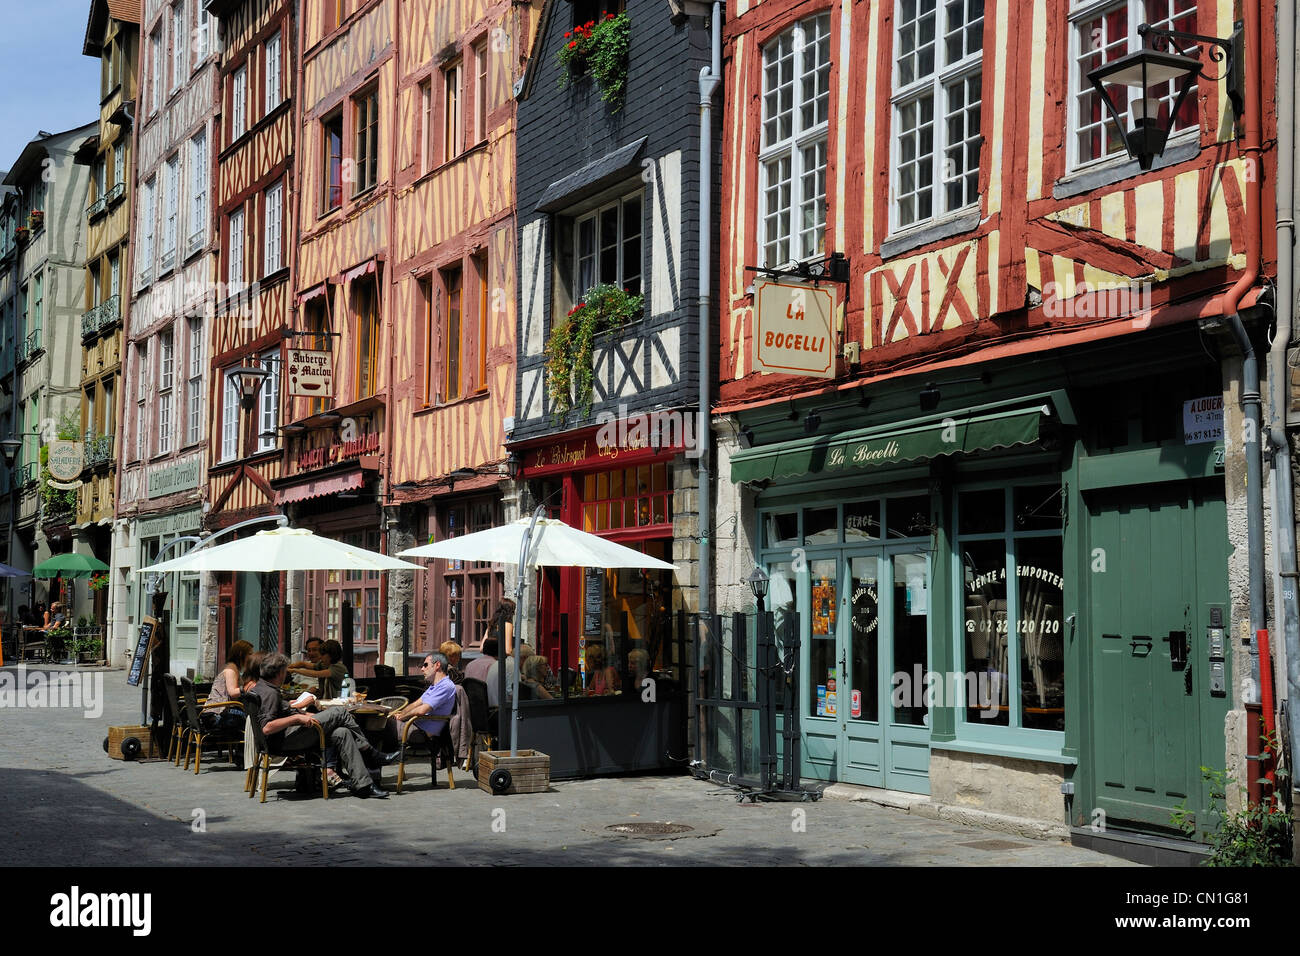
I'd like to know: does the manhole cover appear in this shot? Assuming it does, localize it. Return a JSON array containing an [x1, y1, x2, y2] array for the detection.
[[956, 839, 1029, 851], [606, 822, 695, 835]]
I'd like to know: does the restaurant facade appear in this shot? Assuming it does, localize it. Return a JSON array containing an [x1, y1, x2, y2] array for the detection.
[[709, 0, 1277, 844], [505, 0, 719, 774]]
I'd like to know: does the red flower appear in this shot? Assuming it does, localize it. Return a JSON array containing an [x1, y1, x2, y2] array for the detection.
[[569, 40, 577, 48], [584, 19, 595, 27], [605, 12, 615, 18], [565, 30, 572, 37]]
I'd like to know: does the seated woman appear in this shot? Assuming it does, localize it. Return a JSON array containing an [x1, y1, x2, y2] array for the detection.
[[583, 644, 621, 697], [439, 640, 465, 684], [241, 651, 265, 692], [521, 653, 556, 700], [287, 639, 346, 699], [204, 640, 253, 732]]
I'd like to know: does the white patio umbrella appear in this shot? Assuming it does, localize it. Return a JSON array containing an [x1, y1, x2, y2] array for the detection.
[[399, 508, 677, 757], [138, 526, 423, 574]]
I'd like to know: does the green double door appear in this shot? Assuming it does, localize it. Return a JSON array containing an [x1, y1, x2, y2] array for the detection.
[[802, 546, 932, 793], [1086, 479, 1230, 832]]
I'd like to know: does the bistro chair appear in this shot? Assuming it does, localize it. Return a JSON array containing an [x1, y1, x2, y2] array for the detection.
[[179, 677, 245, 774], [240, 693, 330, 802], [461, 677, 493, 767], [394, 702, 457, 794], [160, 674, 190, 764]]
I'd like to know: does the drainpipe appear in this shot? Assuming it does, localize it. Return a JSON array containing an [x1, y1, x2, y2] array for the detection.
[[1269, 0, 1300, 788], [1223, 0, 1264, 698], [696, 2, 722, 762]]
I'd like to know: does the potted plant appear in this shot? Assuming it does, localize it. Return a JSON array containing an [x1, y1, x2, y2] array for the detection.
[[88, 572, 110, 593], [556, 11, 631, 112], [28, 209, 44, 231], [545, 283, 643, 421], [47, 626, 74, 663], [14, 225, 29, 244], [71, 631, 104, 665]]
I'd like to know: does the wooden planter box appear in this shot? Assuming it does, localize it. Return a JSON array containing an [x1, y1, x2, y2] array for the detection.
[[106, 724, 154, 761], [477, 749, 550, 794]]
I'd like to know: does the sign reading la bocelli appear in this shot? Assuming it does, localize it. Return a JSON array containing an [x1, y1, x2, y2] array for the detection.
[[753, 278, 837, 379], [47, 441, 83, 482], [286, 348, 334, 399]]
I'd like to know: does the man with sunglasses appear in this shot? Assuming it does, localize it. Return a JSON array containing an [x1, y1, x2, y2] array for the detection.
[[384, 652, 456, 748]]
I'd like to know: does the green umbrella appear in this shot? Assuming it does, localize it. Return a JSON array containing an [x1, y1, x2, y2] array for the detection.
[[32, 552, 110, 579]]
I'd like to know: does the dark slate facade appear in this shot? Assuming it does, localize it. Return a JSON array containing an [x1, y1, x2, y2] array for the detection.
[[513, 0, 717, 441]]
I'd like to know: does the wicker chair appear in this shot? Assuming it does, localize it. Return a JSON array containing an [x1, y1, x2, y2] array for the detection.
[[179, 677, 245, 774], [394, 701, 457, 794], [241, 693, 329, 802]]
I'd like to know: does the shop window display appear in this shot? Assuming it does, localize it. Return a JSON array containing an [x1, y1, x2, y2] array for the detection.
[[957, 483, 1064, 731]]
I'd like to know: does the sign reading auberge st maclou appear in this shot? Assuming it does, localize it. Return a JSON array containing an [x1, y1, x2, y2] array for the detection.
[[753, 278, 836, 379]]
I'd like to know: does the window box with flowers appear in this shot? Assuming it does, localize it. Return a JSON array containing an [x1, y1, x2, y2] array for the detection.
[[545, 283, 643, 421], [28, 210, 44, 231], [557, 11, 630, 113]]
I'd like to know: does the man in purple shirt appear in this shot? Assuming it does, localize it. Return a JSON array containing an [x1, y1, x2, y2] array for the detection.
[[385, 652, 456, 747]]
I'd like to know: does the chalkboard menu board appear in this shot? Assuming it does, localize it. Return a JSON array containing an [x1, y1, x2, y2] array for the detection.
[[127, 616, 158, 687], [583, 567, 603, 636]]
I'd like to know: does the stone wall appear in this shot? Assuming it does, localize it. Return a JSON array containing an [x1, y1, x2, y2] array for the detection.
[[929, 748, 1065, 823]]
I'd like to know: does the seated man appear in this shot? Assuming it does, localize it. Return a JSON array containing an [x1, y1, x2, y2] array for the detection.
[[291, 636, 324, 670], [384, 652, 457, 750], [248, 652, 397, 799], [463, 638, 496, 684], [287, 639, 347, 698]]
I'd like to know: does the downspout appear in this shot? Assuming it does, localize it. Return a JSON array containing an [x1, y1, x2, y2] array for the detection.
[[1223, 0, 1264, 697], [1269, 0, 1300, 788], [696, 2, 722, 763]]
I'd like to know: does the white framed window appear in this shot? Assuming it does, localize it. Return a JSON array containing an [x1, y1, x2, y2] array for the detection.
[[187, 317, 203, 447], [474, 38, 489, 143], [157, 327, 175, 455], [94, 159, 106, 202], [890, 0, 984, 232], [162, 155, 179, 270], [189, 130, 207, 253], [192, 0, 210, 63], [264, 181, 283, 274], [1069, 0, 1198, 169], [220, 370, 240, 462], [139, 177, 156, 285], [150, 28, 163, 113], [108, 250, 120, 301], [231, 64, 248, 141], [228, 206, 245, 289], [134, 343, 147, 459], [171, 2, 186, 91], [114, 140, 126, 186], [257, 348, 279, 452], [759, 13, 831, 268], [572, 192, 643, 298], [265, 31, 282, 112]]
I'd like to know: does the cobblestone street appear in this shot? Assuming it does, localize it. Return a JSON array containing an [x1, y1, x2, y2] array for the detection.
[[0, 666, 1136, 867]]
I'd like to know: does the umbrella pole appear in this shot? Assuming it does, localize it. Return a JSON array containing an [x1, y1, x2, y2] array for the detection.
[[510, 506, 546, 757]]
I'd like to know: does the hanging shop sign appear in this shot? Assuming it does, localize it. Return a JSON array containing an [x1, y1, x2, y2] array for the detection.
[[753, 277, 836, 379], [47, 441, 83, 482], [1182, 395, 1224, 445], [286, 348, 334, 399], [520, 426, 679, 477]]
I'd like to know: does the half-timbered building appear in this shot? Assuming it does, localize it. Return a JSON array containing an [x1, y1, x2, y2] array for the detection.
[[2, 125, 96, 622], [381, 0, 537, 667], [116, 0, 221, 673], [200, 0, 297, 671], [77, 0, 139, 630], [508, 0, 719, 775], [711, 0, 1279, 850], [269, 0, 402, 675]]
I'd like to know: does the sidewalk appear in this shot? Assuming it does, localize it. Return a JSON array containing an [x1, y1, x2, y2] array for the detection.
[[0, 665, 1135, 866]]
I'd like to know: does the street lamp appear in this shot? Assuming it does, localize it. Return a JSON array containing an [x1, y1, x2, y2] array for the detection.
[[0, 438, 19, 466], [229, 364, 270, 412], [1086, 23, 1241, 171], [746, 566, 770, 613]]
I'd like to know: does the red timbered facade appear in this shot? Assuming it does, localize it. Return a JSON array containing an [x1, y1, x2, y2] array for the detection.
[[713, 0, 1278, 845]]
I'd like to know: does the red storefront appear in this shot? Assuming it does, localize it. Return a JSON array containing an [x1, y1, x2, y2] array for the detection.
[[517, 426, 679, 687]]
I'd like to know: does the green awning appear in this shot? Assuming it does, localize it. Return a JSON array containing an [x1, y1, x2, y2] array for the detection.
[[730, 403, 1052, 484]]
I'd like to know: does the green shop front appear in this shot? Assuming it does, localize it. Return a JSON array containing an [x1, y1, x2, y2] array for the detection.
[[723, 328, 1233, 836]]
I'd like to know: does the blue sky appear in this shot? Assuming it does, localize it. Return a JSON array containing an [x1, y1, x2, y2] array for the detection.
[[0, 2, 102, 171]]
